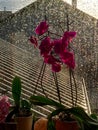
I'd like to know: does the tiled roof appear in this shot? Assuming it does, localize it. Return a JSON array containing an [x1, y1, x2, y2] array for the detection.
[[0, 38, 91, 116]]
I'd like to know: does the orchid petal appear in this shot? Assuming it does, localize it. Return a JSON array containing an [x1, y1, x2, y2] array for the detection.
[[52, 63, 61, 72], [35, 21, 49, 35]]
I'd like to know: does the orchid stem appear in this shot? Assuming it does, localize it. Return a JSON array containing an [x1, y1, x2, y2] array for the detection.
[[33, 62, 47, 97], [52, 72, 61, 104], [40, 63, 47, 97], [71, 70, 77, 106], [69, 69, 74, 106], [48, 31, 62, 37]]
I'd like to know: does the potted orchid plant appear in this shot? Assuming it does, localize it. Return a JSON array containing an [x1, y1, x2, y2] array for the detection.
[[5, 76, 33, 130], [29, 20, 98, 130], [30, 95, 98, 130]]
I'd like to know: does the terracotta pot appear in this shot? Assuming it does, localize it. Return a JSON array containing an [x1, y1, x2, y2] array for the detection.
[[34, 117, 48, 130], [15, 115, 33, 130], [55, 119, 79, 130]]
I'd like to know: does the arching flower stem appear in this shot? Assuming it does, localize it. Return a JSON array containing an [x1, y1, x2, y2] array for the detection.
[[69, 69, 74, 106], [33, 62, 47, 97], [71, 70, 77, 106], [52, 72, 61, 104]]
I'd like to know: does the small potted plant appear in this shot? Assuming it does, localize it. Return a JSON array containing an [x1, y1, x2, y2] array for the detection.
[[6, 76, 33, 130], [30, 95, 98, 130]]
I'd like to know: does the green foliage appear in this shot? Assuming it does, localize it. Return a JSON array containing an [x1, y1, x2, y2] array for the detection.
[[90, 113, 98, 120], [30, 95, 98, 130], [12, 76, 21, 107], [47, 119, 56, 130], [12, 76, 31, 112], [30, 95, 64, 108], [21, 99, 31, 111], [6, 76, 32, 119]]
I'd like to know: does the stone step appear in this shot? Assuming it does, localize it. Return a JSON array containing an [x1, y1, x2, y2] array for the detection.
[[0, 38, 91, 115]]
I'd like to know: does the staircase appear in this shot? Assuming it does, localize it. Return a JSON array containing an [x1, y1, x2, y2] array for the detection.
[[0, 38, 91, 116]]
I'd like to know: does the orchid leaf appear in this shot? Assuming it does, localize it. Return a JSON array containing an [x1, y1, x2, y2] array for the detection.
[[69, 107, 98, 123], [30, 95, 64, 108], [12, 76, 21, 107], [48, 108, 66, 119], [47, 119, 55, 130], [21, 99, 31, 110]]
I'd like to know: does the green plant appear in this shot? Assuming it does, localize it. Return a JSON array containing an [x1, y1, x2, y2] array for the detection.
[[30, 95, 98, 130], [6, 76, 32, 122]]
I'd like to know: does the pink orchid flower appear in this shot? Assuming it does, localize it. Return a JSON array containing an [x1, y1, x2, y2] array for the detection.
[[44, 55, 57, 64], [52, 63, 61, 72], [39, 37, 53, 56], [63, 31, 76, 43], [53, 39, 63, 55], [0, 95, 10, 123], [29, 36, 38, 47], [61, 50, 75, 69], [35, 21, 49, 35], [30, 21, 77, 71]]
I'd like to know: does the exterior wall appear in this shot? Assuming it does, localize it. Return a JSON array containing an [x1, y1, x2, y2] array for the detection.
[[0, 11, 12, 21], [0, 0, 97, 110]]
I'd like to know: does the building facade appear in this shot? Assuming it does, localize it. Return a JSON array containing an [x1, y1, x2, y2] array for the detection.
[[0, 0, 97, 111]]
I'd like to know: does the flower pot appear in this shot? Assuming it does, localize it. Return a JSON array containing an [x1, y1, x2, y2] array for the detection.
[[15, 115, 33, 130], [34, 117, 79, 130], [55, 119, 79, 130], [34, 117, 48, 130]]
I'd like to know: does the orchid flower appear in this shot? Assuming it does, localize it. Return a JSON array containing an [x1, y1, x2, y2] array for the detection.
[[35, 21, 49, 35], [29, 36, 38, 47], [0, 95, 10, 123], [29, 21, 76, 72]]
